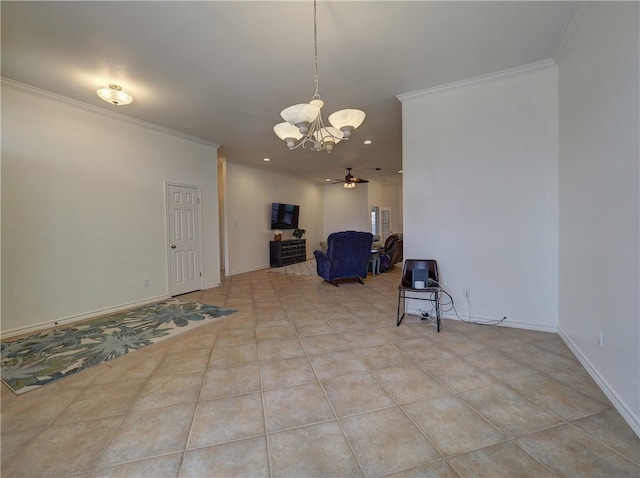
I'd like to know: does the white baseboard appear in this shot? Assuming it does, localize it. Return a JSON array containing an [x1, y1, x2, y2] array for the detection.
[[225, 264, 271, 276], [1, 295, 169, 339], [558, 328, 640, 438], [406, 306, 639, 437], [408, 308, 559, 333]]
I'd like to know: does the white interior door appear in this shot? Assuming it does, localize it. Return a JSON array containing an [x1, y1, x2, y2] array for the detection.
[[167, 184, 202, 296]]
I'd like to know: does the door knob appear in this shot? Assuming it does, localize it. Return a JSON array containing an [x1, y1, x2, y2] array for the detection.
[[171, 245, 176, 249]]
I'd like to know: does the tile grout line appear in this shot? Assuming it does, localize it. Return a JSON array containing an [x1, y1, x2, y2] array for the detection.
[[177, 334, 219, 477], [85, 347, 167, 475], [259, 274, 276, 478], [290, 305, 369, 478]]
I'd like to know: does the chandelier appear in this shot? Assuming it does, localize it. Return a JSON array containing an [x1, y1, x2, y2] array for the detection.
[[273, 0, 365, 153]]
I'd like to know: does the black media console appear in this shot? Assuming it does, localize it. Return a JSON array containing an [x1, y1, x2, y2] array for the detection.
[[269, 239, 306, 267]]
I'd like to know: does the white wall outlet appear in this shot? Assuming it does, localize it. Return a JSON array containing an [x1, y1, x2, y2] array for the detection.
[[598, 329, 604, 347], [144, 279, 150, 287], [463, 288, 470, 298]]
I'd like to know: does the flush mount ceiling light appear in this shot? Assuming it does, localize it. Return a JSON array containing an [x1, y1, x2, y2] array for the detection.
[[96, 84, 133, 106], [273, 0, 365, 153]]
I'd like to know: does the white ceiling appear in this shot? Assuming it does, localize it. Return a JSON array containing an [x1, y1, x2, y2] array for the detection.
[[1, 1, 579, 186]]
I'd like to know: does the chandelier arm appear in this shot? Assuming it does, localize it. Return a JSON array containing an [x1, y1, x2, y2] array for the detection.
[[290, 115, 323, 151]]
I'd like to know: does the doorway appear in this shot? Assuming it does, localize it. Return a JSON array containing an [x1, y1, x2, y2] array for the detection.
[[380, 207, 391, 242]]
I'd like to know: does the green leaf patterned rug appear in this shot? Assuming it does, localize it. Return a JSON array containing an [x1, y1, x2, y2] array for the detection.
[[1, 300, 236, 394]]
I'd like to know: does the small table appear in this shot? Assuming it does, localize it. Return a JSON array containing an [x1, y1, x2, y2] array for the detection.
[[369, 249, 381, 277]]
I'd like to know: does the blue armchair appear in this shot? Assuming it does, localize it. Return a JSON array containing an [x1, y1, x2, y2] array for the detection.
[[314, 231, 374, 286]]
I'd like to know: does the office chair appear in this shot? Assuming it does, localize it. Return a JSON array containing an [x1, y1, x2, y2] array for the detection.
[[397, 259, 441, 331]]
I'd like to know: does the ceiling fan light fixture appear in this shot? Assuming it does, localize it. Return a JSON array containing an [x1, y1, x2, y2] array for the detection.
[[273, 0, 365, 153], [334, 167, 368, 187], [96, 84, 133, 106]]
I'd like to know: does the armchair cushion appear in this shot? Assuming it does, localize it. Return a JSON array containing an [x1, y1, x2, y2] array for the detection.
[[314, 231, 374, 286]]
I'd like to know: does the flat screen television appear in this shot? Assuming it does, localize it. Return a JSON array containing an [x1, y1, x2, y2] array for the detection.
[[271, 203, 300, 230]]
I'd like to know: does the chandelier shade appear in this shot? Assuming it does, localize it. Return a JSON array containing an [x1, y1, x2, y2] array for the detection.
[[328, 109, 366, 139], [273, 122, 304, 149], [280, 103, 321, 132], [313, 126, 343, 152], [273, 0, 365, 153], [273, 122, 303, 140], [313, 126, 343, 144]]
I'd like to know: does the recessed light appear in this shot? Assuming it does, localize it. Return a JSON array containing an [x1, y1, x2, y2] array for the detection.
[[363, 140, 372, 145], [325, 178, 331, 182], [398, 170, 403, 174], [263, 158, 271, 162]]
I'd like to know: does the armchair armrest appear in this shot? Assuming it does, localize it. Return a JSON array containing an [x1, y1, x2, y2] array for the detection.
[[314, 249, 331, 279]]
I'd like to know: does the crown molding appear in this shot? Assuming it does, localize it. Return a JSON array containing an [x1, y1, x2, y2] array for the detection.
[[1, 77, 221, 149], [397, 59, 557, 102]]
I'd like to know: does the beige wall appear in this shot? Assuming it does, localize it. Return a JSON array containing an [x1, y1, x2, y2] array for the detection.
[[223, 160, 324, 275], [2, 82, 220, 335], [556, 2, 639, 435], [400, 61, 559, 330]]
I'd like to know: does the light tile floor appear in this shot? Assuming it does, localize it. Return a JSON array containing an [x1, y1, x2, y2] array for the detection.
[[2, 267, 639, 477]]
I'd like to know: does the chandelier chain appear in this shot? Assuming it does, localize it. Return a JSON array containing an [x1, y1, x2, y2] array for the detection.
[[313, 0, 320, 100]]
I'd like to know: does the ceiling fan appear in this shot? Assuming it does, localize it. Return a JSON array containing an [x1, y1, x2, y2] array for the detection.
[[334, 168, 369, 188]]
